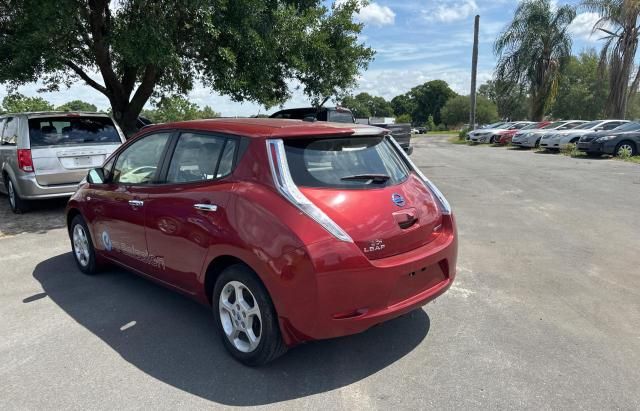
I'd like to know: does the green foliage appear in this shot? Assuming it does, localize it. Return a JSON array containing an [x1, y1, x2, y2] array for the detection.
[[582, 0, 640, 117], [391, 94, 416, 117], [440, 95, 499, 126], [340, 92, 393, 118], [142, 95, 220, 123], [0, 0, 373, 134], [395, 114, 412, 124], [561, 142, 583, 157], [56, 100, 98, 112], [435, 124, 447, 131], [495, 0, 576, 120], [478, 80, 529, 120], [409, 80, 457, 125], [551, 51, 608, 119], [427, 115, 436, 131], [1, 93, 53, 113]]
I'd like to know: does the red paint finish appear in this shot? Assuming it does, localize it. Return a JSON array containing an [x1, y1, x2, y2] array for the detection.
[[66, 118, 457, 347], [497, 121, 551, 145]]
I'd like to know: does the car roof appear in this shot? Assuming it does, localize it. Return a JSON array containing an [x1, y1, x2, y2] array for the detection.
[[139, 118, 386, 138], [0, 111, 110, 119]]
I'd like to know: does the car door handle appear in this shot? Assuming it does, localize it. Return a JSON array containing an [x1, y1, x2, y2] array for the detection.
[[128, 200, 144, 207], [194, 204, 218, 212]]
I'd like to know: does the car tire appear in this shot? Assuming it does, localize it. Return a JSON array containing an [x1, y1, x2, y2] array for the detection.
[[5, 178, 29, 214], [70, 214, 99, 275], [213, 264, 287, 366], [489, 136, 495, 144], [615, 141, 637, 157], [535, 138, 541, 148]]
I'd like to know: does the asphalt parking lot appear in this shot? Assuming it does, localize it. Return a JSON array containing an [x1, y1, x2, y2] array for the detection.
[[1, 135, 639, 409]]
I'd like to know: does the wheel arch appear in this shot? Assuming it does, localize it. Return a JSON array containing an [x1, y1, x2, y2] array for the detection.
[[66, 207, 82, 235]]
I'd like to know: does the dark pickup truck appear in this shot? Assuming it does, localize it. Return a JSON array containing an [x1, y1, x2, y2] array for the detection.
[[270, 107, 412, 154], [370, 122, 413, 155]]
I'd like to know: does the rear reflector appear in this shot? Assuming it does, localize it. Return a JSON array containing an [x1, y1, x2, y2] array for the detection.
[[17, 149, 34, 172], [266, 139, 353, 242]]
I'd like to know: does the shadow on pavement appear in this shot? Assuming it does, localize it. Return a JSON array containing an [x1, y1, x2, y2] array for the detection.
[[0, 196, 67, 237], [33, 253, 431, 406]]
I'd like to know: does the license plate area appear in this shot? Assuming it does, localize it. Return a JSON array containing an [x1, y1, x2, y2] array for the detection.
[[74, 156, 94, 167]]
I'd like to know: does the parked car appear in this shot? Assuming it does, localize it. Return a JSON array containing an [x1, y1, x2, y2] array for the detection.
[[270, 106, 355, 123], [0, 112, 126, 213], [577, 121, 640, 156], [370, 121, 413, 155], [511, 120, 586, 148], [540, 120, 628, 151], [495, 121, 550, 145], [65, 118, 457, 366], [467, 122, 512, 143]]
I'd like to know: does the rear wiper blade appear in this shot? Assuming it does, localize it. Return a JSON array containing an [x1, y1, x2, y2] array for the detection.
[[340, 174, 391, 183]]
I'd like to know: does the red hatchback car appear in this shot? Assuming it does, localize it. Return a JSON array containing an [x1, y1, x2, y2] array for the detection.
[[66, 119, 457, 365]]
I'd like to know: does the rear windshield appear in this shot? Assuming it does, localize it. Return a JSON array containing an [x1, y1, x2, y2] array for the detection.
[[283, 136, 409, 189], [28, 116, 121, 147], [613, 122, 640, 132], [542, 121, 566, 129], [327, 110, 355, 123]]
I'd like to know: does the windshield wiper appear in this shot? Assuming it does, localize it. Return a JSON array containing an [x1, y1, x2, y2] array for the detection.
[[340, 174, 391, 183]]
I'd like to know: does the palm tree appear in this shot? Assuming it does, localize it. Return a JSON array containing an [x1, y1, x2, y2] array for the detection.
[[582, 0, 640, 118], [495, 0, 576, 120]]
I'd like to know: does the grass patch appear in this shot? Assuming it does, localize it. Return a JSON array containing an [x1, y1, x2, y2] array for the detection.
[[560, 143, 585, 158], [448, 136, 470, 145], [615, 154, 640, 164]]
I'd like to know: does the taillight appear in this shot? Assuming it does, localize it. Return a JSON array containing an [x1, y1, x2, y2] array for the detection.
[[17, 149, 34, 172], [266, 139, 353, 243], [387, 136, 452, 215]]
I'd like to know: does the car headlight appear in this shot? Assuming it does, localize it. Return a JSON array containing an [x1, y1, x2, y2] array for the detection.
[[596, 136, 617, 142]]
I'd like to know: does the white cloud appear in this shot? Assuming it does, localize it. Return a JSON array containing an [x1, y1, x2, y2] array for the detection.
[[569, 12, 611, 43], [425, 0, 479, 23], [336, 1, 395, 26], [358, 2, 395, 26]]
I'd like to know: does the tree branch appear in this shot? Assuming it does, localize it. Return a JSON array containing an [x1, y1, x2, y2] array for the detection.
[[128, 65, 161, 115], [64, 60, 108, 95]]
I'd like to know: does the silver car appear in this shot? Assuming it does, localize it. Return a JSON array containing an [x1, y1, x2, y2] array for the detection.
[[540, 120, 628, 150], [511, 120, 587, 148], [467, 121, 533, 144], [0, 112, 125, 213]]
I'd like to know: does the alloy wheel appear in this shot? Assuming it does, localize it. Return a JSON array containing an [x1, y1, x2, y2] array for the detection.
[[617, 144, 634, 157], [73, 225, 91, 267], [8, 180, 15, 209], [219, 280, 262, 353]]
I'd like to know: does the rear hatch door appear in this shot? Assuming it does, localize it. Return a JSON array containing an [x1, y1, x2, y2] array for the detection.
[[28, 115, 123, 186], [284, 135, 442, 260]]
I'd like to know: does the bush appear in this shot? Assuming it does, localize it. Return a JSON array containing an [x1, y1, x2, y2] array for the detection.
[[561, 143, 582, 157], [458, 127, 470, 139], [436, 123, 447, 131]]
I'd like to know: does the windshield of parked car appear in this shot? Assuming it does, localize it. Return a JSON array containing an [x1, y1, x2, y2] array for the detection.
[[484, 122, 505, 128], [28, 116, 121, 147], [542, 121, 566, 129], [612, 122, 640, 132], [573, 120, 602, 130], [284, 136, 409, 189], [521, 123, 541, 130]]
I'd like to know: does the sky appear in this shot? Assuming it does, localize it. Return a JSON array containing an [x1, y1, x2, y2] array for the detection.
[[0, 0, 608, 116]]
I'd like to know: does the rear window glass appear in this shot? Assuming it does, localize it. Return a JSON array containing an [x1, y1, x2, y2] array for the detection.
[[328, 111, 355, 123], [283, 136, 409, 189], [28, 116, 121, 147]]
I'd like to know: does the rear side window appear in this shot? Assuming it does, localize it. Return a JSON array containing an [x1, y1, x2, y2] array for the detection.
[[2, 117, 18, 145], [166, 133, 237, 183], [28, 116, 121, 147], [284, 136, 409, 189]]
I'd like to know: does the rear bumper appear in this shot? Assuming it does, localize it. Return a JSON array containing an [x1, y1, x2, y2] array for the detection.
[[14, 174, 78, 199], [278, 215, 458, 345]]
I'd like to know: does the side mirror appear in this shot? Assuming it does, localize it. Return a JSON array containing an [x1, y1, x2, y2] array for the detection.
[[87, 168, 105, 184]]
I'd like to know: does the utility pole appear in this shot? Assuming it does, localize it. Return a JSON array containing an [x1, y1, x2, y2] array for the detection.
[[469, 15, 480, 130]]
